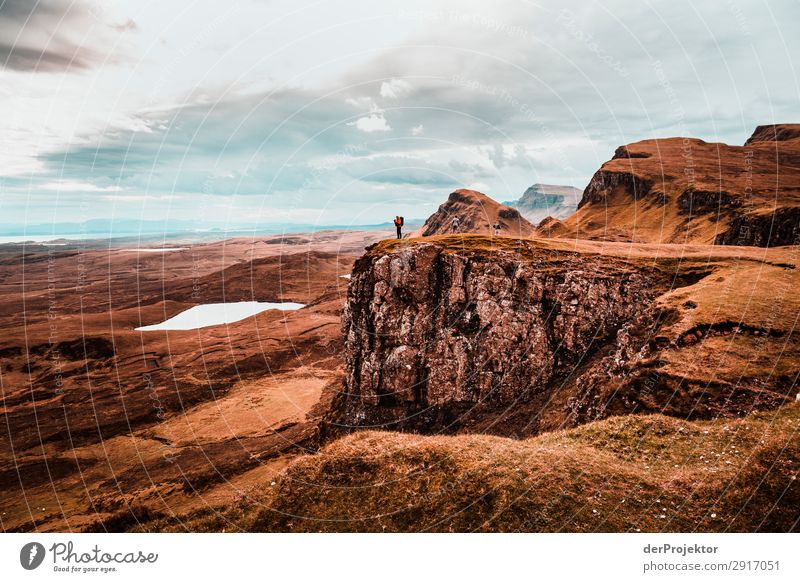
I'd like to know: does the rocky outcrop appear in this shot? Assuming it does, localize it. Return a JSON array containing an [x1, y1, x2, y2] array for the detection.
[[714, 206, 800, 246], [744, 124, 800, 146], [578, 170, 657, 207], [328, 237, 799, 438], [412, 189, 535, 237], [331, 238, 662, 434], [549, 125, 800, 246]]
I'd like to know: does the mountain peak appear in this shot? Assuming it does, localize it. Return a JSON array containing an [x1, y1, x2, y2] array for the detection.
[[413, 189, 535, 237]]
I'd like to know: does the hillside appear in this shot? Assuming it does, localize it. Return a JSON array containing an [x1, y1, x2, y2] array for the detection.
[[503, 183, 582, 222], [0, 230, 386, 532], [413, 189, 536, 237], [133, 402, 800, 532], [546, 124, 800, 246]]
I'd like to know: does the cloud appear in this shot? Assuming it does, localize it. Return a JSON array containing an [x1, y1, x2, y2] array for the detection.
[[486, 144, 531, 169], [380, 78, 412, 98], [3, 0, 799, 226], [350, 113, 391, 133], [345, 96, 376, 109], [40, 180, 122, 192], [0, 0, 126, 72], [102, 194, 179, 202]]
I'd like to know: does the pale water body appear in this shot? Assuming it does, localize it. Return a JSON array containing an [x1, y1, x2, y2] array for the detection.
[[136, 301, 305, 331]]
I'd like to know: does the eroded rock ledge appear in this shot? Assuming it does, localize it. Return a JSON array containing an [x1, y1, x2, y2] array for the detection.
[[327, 237, 798, 438], [329, 238, 675, 436]]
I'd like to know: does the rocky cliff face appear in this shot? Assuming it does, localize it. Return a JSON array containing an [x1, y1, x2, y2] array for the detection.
[[331, 237, 665, 434], [328, 236, 799, 438], [745, 124, 800, 145]]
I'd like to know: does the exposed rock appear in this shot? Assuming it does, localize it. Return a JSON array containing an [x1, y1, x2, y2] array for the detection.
[[744, 124, 800, 146], [412, 189, 535, 237], [714, 206, 800, 247], [328, 237, 799, 438], [578, 170, 656, 207], [331, 238, 660, 435]]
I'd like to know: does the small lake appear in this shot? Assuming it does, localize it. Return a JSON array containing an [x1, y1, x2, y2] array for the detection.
[[136, 301, 305, 331]]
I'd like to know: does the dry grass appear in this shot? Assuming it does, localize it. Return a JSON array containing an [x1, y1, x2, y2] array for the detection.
[[136, 402, 800, 532]]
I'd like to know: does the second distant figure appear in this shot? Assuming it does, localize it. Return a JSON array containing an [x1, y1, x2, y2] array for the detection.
[[394, 215, 404, 239]]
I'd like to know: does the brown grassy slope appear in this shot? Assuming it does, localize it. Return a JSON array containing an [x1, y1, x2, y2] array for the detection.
[[135, 402, 800, 532], [412, 189, 536, 237], [549, 124, 800, 245], [0, 231, 376, 532]]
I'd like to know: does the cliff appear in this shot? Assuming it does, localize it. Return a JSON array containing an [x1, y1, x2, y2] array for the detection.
[[547, 124, 800, 246], [327, 236, 799, 437]]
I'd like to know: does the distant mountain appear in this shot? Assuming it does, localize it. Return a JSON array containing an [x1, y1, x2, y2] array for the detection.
[[502, 183, 582, 223], [412, 189, 536, 237]]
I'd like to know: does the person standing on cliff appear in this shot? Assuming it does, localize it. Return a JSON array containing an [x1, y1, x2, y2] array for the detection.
[[452, 216, 461, 232], [394, 216, 404, 239], [493, 222, 501, 236]]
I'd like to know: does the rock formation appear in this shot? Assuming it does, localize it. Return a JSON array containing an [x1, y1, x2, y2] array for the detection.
[[503, 183, 582, 222], [327, 236, 799, 437], [545, 124, 800, 246], [412, 189, 535, 237]]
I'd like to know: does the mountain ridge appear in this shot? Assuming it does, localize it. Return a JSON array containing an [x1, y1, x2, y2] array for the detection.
[[542, 124, 800, 246]]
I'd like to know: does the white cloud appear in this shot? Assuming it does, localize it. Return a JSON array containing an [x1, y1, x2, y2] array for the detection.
[[41, 181, 123, 192], [380, 78, 412, 98], [3, 0, 799, 226], [345, 96, 376, 109], [102, 194, 179, 201], [350, 113, 391, 133]]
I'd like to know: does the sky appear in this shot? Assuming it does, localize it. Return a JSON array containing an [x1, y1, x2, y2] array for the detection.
[[0, 0, 798, 230]]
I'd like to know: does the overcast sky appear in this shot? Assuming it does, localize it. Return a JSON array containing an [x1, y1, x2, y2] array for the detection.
[[1, 0, 798, 229]]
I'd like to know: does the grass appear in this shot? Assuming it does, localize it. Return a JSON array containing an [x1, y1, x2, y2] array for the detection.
[[135, 402, 799, 532]]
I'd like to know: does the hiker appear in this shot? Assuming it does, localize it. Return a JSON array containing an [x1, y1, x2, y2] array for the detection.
[[452, 216, 461, 231], [493, 222, 501, 236], [394, 215, 404, 239]]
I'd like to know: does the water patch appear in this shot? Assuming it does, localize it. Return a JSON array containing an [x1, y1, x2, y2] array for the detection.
[[136, 301, 304, 331]]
